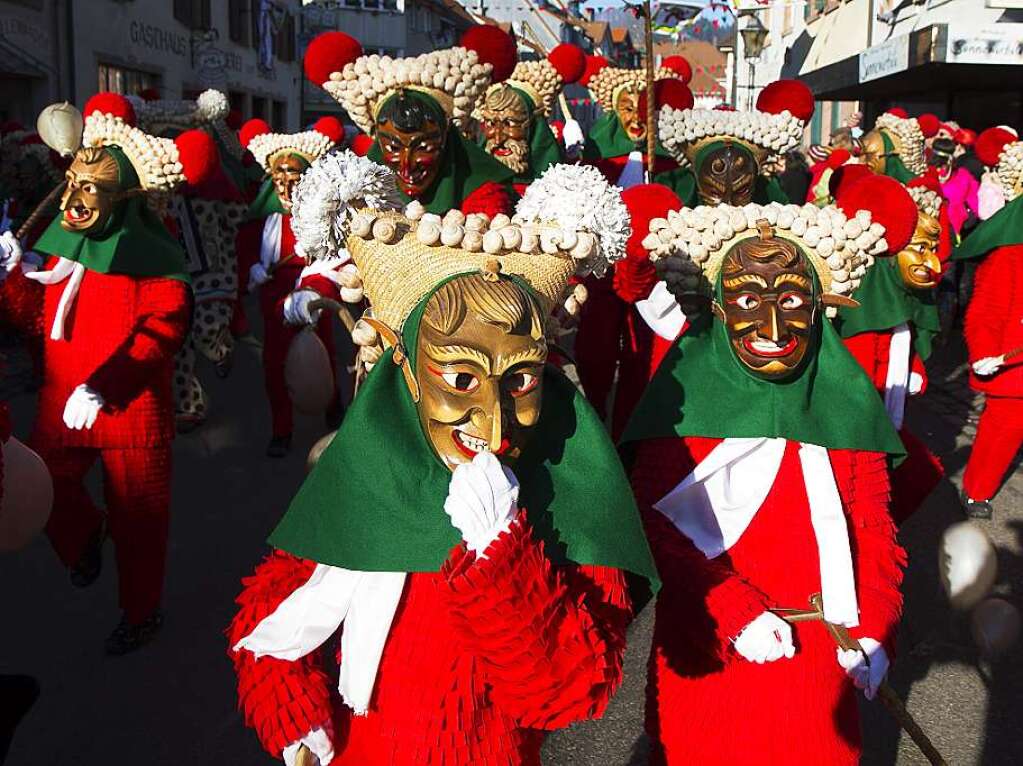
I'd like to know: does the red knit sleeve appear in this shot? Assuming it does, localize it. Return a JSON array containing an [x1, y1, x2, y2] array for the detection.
[[0, 263, 44, 338], [630, 437, 771, 659], [611, 253, 658, 304], [460, 181, 513, 217], [965, 246, 1015, 361], [831, 449, 905, 654], [442, 512, 630, 730], [227, 552, 336, 758], [296, 273, 341, 300], [85, 278, 191, 409]]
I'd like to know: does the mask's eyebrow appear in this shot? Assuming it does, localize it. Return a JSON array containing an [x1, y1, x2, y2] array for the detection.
[[722, 273, 768, 289], [496, 342, 548, 375], [772, 273, 811, 290], [422, 342, 491, 375]]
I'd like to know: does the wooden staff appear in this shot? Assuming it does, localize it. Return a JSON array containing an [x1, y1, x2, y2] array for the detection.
[[15, 181, 65, 240], [308, 297, 356, 335], [777, 594, 948, 766], [643, 0, 656, 183]]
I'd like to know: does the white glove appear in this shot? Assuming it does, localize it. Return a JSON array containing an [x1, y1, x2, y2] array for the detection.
[[249, 262, 270, 291], [837, 637, 889, 700], [282, 725, 334, 766], [444, 451, 519, 558], [972, 355, 1005, 377], [283, 289, 322, 326], [0, 230, 23, 280], [733, 611, 796, 664], [562, 118, 585, 156], [62, 384, 105, 431], [908, 371, 924, 395]]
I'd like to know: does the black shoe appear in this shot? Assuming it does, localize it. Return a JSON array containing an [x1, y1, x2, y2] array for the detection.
[[104, 610, 163, 656], [0, 674, 40, 762], [69, 524, 105, 588], [214, 351, 233, 379], [266, 434, 292, 458], [961, 490, 993, 520]]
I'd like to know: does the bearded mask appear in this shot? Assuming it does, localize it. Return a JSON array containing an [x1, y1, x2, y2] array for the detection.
[[896, 211, 942, 290], [376, 91, 448, 197], [414, 274, 548, 470], [270, 152, 310, 211], [694, 141, 761, 206], [479, 85, 531, 176], [615, 87, 645, 142], [60, 146, 126, 236], [717, 233, 817, 379]]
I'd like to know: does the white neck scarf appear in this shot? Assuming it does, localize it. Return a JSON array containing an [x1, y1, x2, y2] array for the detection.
[[259, 212, 283, 271], [655, 437, 860, 627], [25, 257, 87, 341], [635, 280, 686, 341], [883, 323, 911, 430], [234, 566, 407, 715]]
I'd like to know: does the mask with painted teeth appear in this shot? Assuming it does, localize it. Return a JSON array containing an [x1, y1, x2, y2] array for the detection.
[[59, 146, 123, 236], [414, 273, 548, 470]]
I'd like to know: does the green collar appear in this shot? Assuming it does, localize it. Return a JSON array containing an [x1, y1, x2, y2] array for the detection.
[[246, 178, 286, 220], [582, 112, 673, 162], [882, 132, 917, 184]]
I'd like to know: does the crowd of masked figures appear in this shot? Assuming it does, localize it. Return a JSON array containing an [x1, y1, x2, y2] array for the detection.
[[2, 23, 1023, 766]]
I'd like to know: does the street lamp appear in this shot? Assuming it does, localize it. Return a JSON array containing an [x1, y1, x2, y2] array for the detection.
[[738, 12, 768, 110]]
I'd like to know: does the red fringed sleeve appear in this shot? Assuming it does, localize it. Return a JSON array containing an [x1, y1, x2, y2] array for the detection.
[[460, 181, 513, 218]]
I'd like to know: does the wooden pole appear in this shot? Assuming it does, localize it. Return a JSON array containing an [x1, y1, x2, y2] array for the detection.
[[644, 0, 656, 183]]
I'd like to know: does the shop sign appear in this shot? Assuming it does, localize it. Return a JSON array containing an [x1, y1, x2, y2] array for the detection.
[[946, 24, 1023, 65], [859, 34, 910, 83]]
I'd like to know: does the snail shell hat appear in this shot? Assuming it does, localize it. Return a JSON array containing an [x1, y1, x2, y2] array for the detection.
[[975, 126, 1023, 201], [581, 54, 692, 113], [79, 93, 218, 192], [486, 43, 588, 118], [128, 88, 229, 134], [659, 79, 814, 168], [241, 116, 344, 172], [873, 111, 927, 175], [291, 155, 630, 334], [303, 26, 518, 136]]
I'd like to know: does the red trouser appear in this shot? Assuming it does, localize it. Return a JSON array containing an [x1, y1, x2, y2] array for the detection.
[[258, 271, 338, 438], [39, 445, 172, 624], [891, 428, 944, 524], [963, 396, 1023, 501]]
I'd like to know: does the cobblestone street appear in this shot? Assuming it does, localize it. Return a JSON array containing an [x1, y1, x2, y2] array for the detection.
[[1, 315, 1021, 765]]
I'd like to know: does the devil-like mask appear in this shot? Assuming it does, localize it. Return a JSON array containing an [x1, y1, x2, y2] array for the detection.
[[377, 117, 446, 198], [270, 153, 309, 211], [479, 85, 531, 175], [696, 141, 759, 206], [718, 234, 816, 379], [860, 129, 889, 175], [896, 212, 942, 290], [60, 147, 123, 235], [615, 87, 645, 143], [414, 274, 547, 470]]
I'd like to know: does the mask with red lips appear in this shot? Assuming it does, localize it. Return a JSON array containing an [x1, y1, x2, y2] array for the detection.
[[717, 234, 817, 379], [413, 273, 548, 470]]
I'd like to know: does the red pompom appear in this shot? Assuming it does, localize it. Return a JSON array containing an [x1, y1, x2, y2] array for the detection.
[[175, 129, 219, 187], [84, 93, 137, 127], [350, 133, 374, 157], [838, 174, 918, 254], [955, 128, 976, 147], [640, 80, 694, 112], [886, 107, 908, 118], [548, 43, 587, 85], [975, 126, 1018, 166], [828, 163, 873, 200], [138, 88, 161, 102], [226, 109, 243, 130], [312, 116, 344, 145], [239, 118, 272, 150], [824, 148, 851, 170], [460, 26, 517, 83], [917, 113, 940, 138], [304, 32, 363, 86], [661, 56, 693, 85], [756, 79, 814, 122], [580, 55, 609, 87]]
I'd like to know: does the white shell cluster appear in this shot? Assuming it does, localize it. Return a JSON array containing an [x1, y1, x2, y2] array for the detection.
[[995, 140, 1023, 202], [642, 202, 884, 304], [907, 186, 942, 219], [82, 111, 186, 192], [514, 163, 630, 277], [659, 105, 805, 159], [247, 129, 336, 172], [322, 48, 492, 136], [506, 60, 562, 117], [875, 113, 927, 175], [586, 66, 674, 112], [131, 89, 229, 133]]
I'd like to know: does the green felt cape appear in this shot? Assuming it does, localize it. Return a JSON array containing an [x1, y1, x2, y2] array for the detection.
[[367, 91, 514, 214], [881, 132, 917, 184], [835, 256, 940, 360], [33, 147, 188, 282], [246, 178, 286, 220], [270, 276, 659, 593], [953, 194, 1023, 261], [621, 271, 904, 458]]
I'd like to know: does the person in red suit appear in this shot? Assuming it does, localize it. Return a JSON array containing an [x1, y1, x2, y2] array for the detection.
[[239, 117, 346, 457], [834, 173, 949, 523], [954, 126, 1023, 518], [226, 159, 656, 765], [0, 93, 217, 653], [302, 27, 521, 218], [622, 199, 906, 765]]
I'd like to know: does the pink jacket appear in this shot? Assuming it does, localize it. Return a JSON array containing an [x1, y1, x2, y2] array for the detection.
[[940, 167, 980, 235]]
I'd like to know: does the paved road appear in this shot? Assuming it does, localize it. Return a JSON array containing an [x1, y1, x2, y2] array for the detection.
[[1, 311, 1020, 765]]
